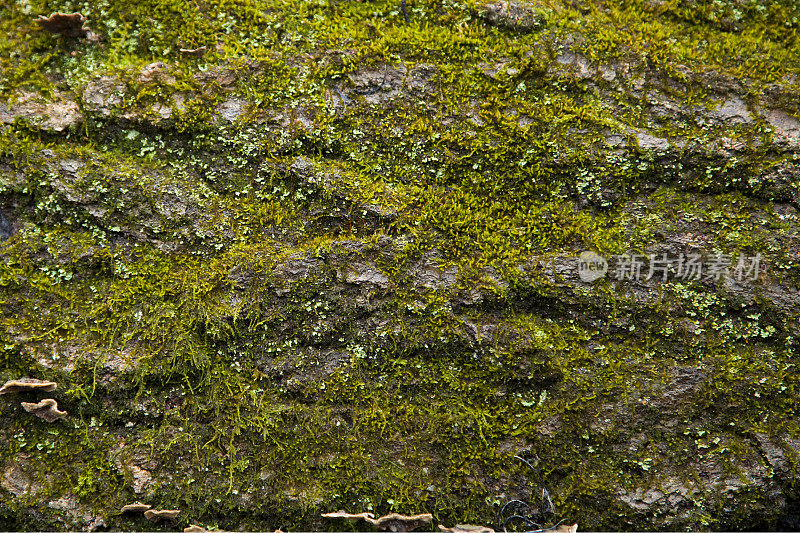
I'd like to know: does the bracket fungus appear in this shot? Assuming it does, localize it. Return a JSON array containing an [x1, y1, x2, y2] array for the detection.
[[120, 502, 151, 514], [20, 399, 67, 422], [365, 513, 433, 532], [439, 525, 495, 533], [35, 12, 90, 38], [144, 509, 181, 521], [0, 378, 57, 395], [322, 511, 376, 521]]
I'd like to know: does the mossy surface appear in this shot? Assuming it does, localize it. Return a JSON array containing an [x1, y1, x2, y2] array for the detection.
[[1, 0, 800, 531]]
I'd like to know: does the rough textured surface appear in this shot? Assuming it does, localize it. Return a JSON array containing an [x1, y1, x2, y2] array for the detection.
[[1, 0, 800, 531]]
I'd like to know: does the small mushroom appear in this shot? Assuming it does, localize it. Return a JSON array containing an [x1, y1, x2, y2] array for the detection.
[[35, 12, 89, 38], [439, 525, 495, 533], [184, 525, 206, 532], [179, 46, 207, 57], [144, 509, 181, 521], [322, 510, 375, 521], [21, 399, 67, 422], [365, 513, 433, 532], [120, 502, 151, 514], [0, 378, 57, 394]]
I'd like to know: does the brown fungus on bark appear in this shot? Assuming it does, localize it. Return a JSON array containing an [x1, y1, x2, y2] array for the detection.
[[120, 502, 151, 514], [144, 509, 181, 521], [20, 399, 67, 422], [322, 511, 376, 521], [439, 525, 495, 533], [0, 378, 57, 395], [35, 12, 90, 38], [365, 513, 433, 532]]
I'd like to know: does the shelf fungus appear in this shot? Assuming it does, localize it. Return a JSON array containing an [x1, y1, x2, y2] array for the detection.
[[439, 525, 495, 533], [322, 511, 376, 521], [120, 502, 152, 514], [21, 399, 67, 422], [365, 513, 434, 532], [144, 509, 181, 521], [0, 378, 57, 395], [35, 12, 90, 38]]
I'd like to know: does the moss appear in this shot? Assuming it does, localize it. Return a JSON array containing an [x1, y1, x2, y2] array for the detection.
[[1, 0, 800, 530]]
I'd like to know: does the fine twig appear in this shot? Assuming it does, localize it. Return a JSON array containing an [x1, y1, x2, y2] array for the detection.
[[504, 515, 540, 530], [401, 0, 409, 23], [497, 457, 559, 533], [498, 499, 531, 531], [540, 487, 555, 518], [520, 518, 568, 533]]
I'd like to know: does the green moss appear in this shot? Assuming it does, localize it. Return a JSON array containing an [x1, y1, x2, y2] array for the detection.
[[1, 0, 800, 530]]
